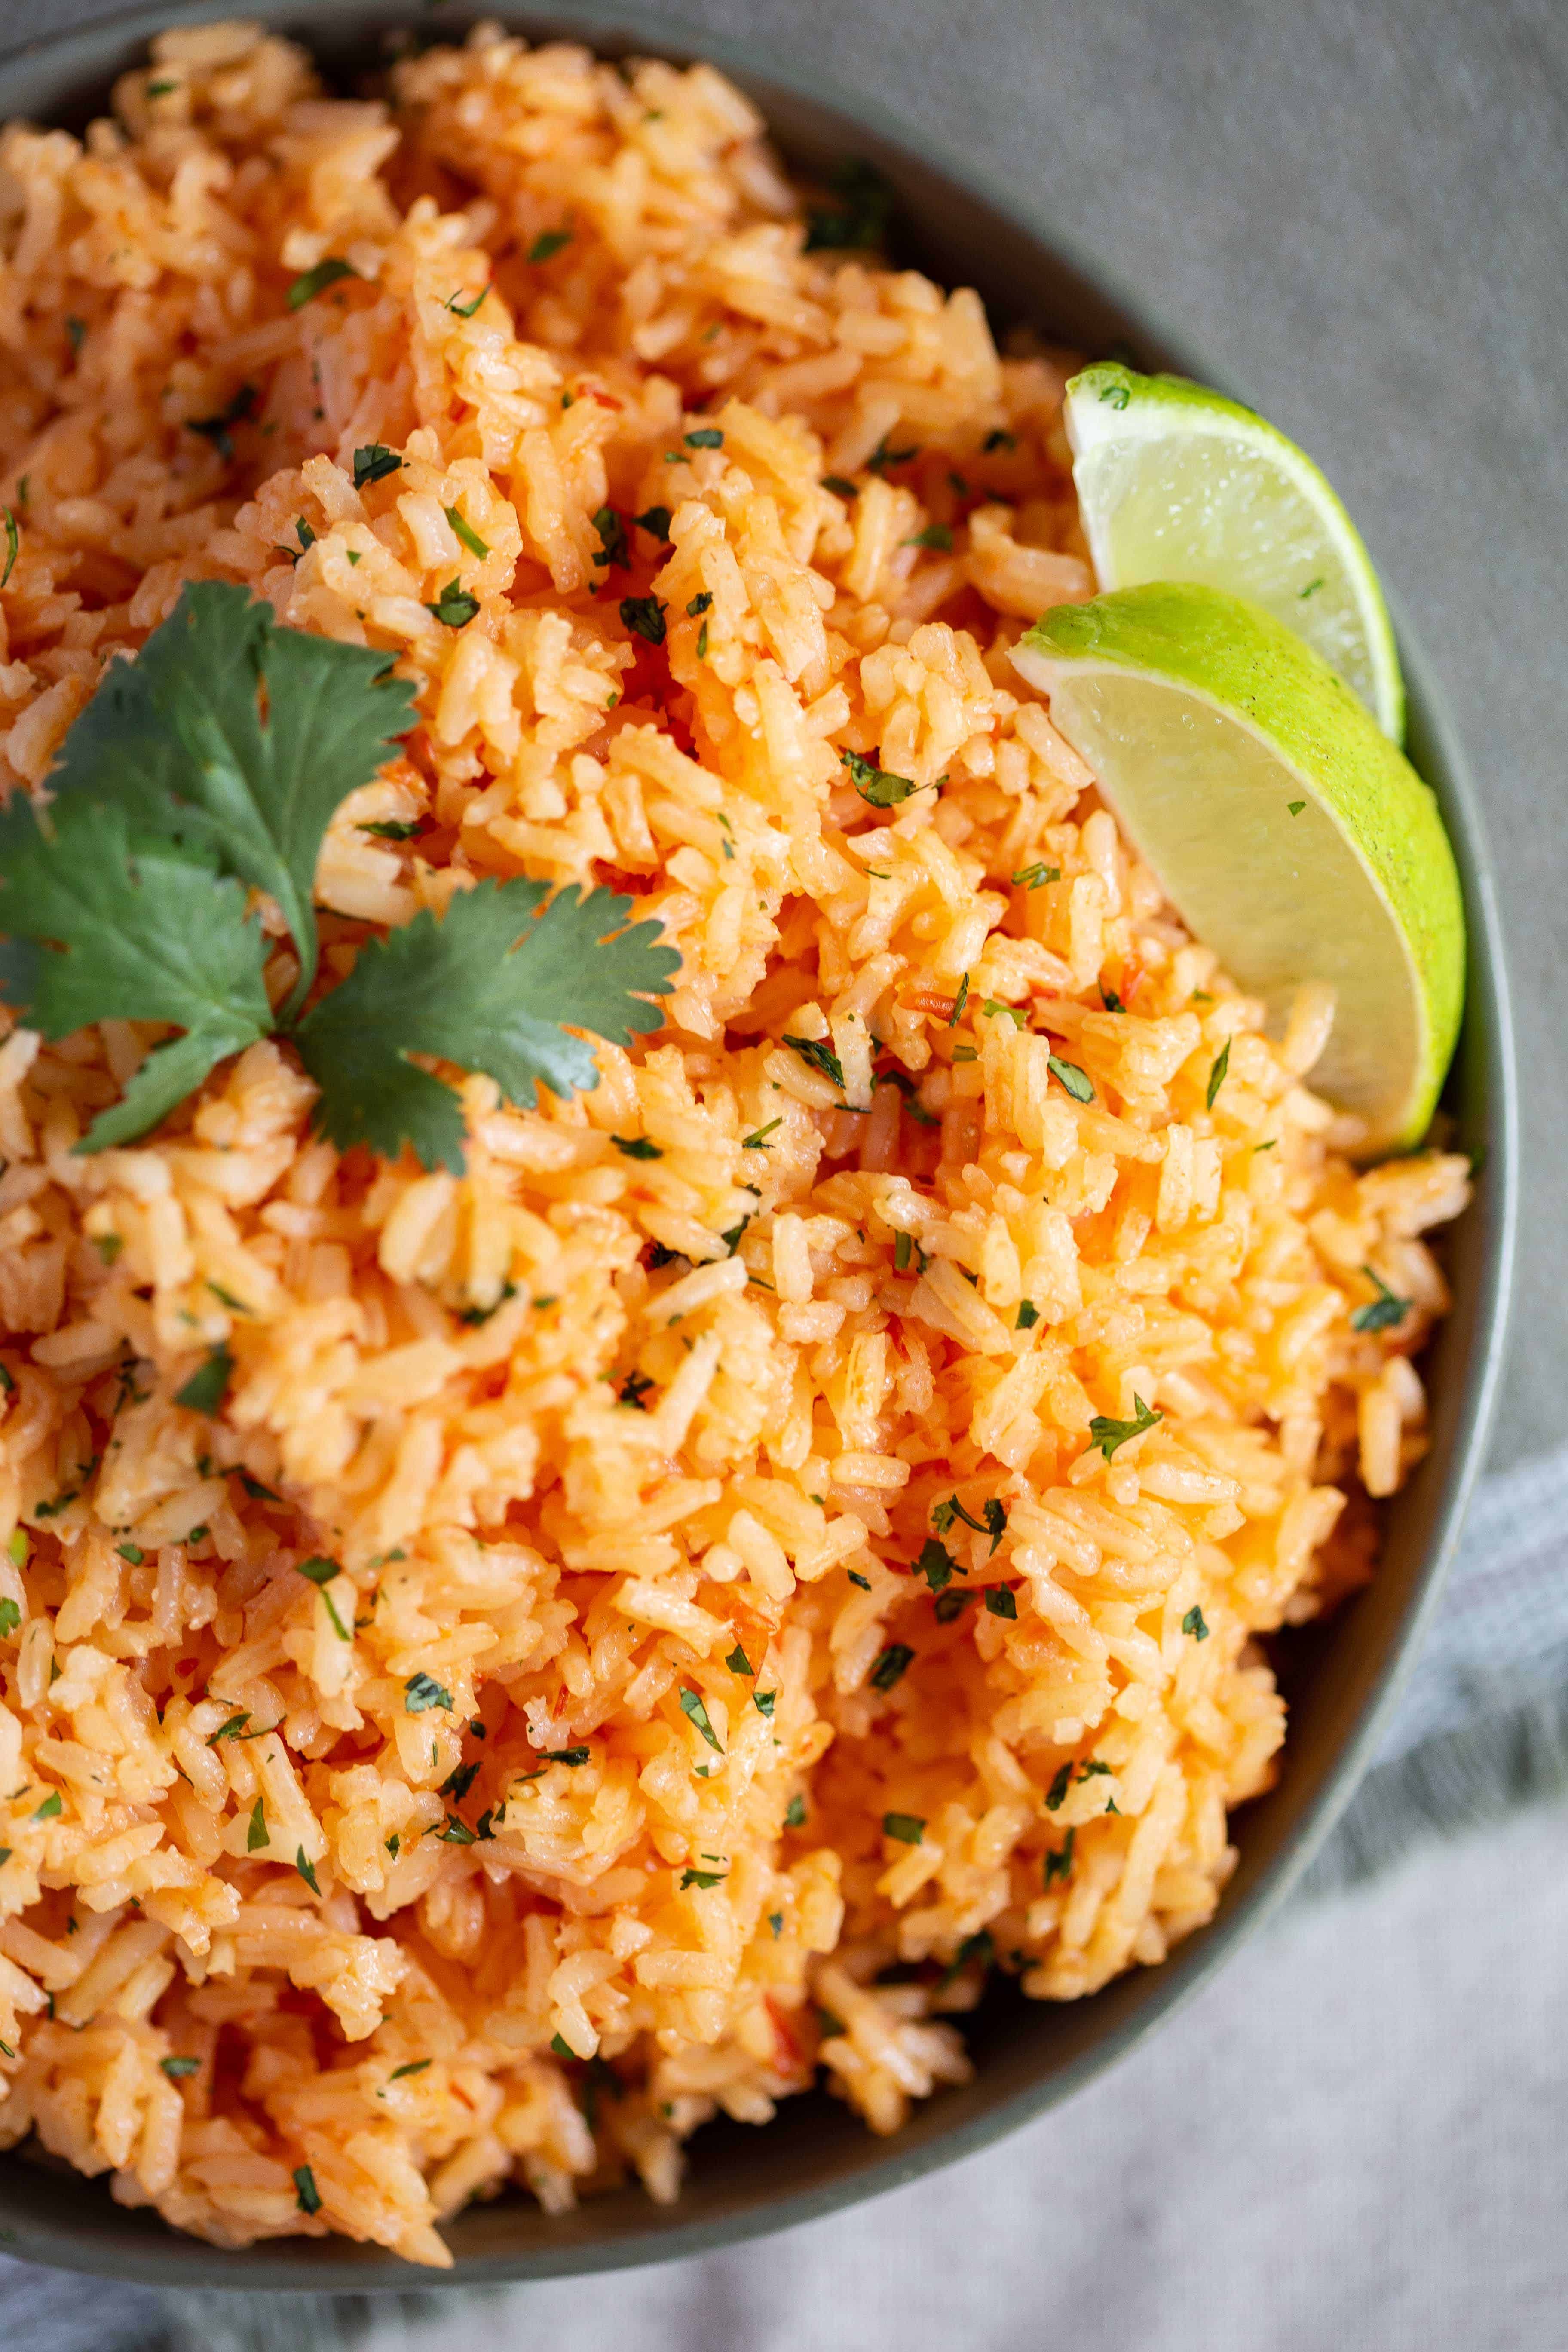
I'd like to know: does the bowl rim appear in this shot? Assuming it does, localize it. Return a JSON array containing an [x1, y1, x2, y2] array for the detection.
[[0, 0, 1518, 2292]]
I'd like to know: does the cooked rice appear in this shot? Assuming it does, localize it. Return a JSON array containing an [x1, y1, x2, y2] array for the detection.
[[0, 21, 1469, 2267]]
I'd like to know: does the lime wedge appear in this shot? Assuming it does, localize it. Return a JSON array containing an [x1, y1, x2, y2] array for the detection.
[[1011, 583, 1463, 1152], [1065, 363, 1405, 739]]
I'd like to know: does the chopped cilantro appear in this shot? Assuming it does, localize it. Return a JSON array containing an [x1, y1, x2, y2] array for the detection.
[[937, 1927, 994, 1990], [684, 427, 724, 449], [543, 1747, 590, 1766], [528, 230, 572, 263], [403, 1672, 452, 1714], [803, 159, 893, 253], [186, 381, 257, 459], [1043, 1829, 1076, 1886], [618, 1370, 655, 1409], [31, 1790, 62, 1820], [1206, 1037, 1231, 1110], [822, 474, 859, 498], [0, 1599, 18, 1636], [294, 2165, 321, 2214], [441, 1760, 481, 1803], [620, 594, 667, 644], [1288, 799, 1306, 815], [635, 505, 672, 541], [769, 1911, 784, 1937], [0, 506, 17, 590], [848, 1571, 872, 1591], [93, 1232, 122, 1265], [175, 1346, 232, 1417], [591, 505, 630, 571], [548, 2034, 576, 2060], [783, 1033, 845, 1090], [295, 1848, 320, 1893], [612, 1135, 662, 1159], [883, 1812, 924, 1844], [436, 1815, 476, 1843], [686, 591, 713, 616], [754, 1690, 776, 1717], [207, 1712, 250, 1746], [785, 1792, 807, 1828], [984, 1586, 1017, 1619], [359, 818, 423, 840], [696, 619, 709, 659], [681, 1866, 727, 1889], [160, 2054, 201, 2078], [916, 1537, 958, 1593], [867, 433, 919, 474], [869, 1643, 914, 1693], [742, 1118, 782, 1148], [839, 746, 922, 807], [678, 1686, 723, 1751], [1085, 1395, 1162, 1461], [949, 973, 970, 1029], [894, 1231, 913, 1273], [1016, 1299, 1039, 1329], [903, 523, 954, 551], [445, 506, 489, 559], [389, 2058, 431, 2080], [426, 578, 479, 628], [352, 443, 402, 489], [1182, 1605, 1210, 1641], [288, 257, 356, 310], [246, 1797, 269, 1851], [1352, 1267, 1412, 1332], [444, 286, 490, 317], [981, 998, 1025, 1027], [934, 1587, 977, 1623], [983, 429, 1017, 452], [1047, 1055, 1095, 1103], [726, 1642, 753, 1677]]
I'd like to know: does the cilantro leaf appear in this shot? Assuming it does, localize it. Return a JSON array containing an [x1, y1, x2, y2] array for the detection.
[[1085, 1394, 1162, 1461], [0, 799, 272, 1150], [295, 880, 677, 1172], [45, 584, 416, 1022]]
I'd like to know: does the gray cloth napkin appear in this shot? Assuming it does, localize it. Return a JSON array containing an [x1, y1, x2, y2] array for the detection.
[[2, 0, 1565, 2341]]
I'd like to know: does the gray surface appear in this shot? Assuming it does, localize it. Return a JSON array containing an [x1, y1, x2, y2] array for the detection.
[[0, 0, 1561, 2340], [6, 0, 1562, 1461]]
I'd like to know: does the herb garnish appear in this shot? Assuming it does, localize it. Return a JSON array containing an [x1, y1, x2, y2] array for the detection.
[[247, 1797, 269, 1851], [426, 578, 479, 628], [295, 1848, 320, 1893], [1351, 1267, 1411, 1332], [0, 508, 17, 590], [903, 523, 953, 551], [187, 382, 257, 460], [175, 1348, 232, 1417], [591, 505, 630, 571], [785, 1793, 807, 1828], [288, 257, 356, 310], [403, 1672, 452, 1714], [1043, 1829, 1075, 1885], [803, 159, 893, 254], [1085, 1395, 1162, 1461], [984, 1587, 1017, 1619], [782, 1033, 845, 1090], [882, 1811, 924, 1844], [684, 427, 724, 450], [868, 1643, 914, 1693], [445, 506, 489, 558], [612, 1135, 662, 1159], [160, 2054, 201, 2078], [1205, 1037, 1231, 1109], [1016, 1300, 1039, 1329], [840, 747, 922, 807], [1047, 1055, 1095, 1103], [528, 229, 572, 263], [742, 1118, 781, 1149], [681, 1865, 727, 1890], [678, 1686, 723, 1751], [620, 594, 667, 645], [0, 585, 680, 1168], [352, 444, 402, 490], [635, 506, 672, 541], [294, 2165, 321, 2214], [1011, 862, 1060, 889], [1182, 1604, 1210, 1640]]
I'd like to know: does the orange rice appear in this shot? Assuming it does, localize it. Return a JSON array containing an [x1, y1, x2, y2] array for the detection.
[[0, 21, 1469, 2266]]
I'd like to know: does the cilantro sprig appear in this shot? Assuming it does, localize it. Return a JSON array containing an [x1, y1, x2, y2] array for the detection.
[[0, 584, 679, 1170]]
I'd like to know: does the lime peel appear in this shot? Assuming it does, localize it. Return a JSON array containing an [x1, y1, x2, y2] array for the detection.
[[1012, 582, 1463, 1153]]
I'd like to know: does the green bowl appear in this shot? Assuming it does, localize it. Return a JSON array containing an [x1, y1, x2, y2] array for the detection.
[[0, 0, 1517, 2290]]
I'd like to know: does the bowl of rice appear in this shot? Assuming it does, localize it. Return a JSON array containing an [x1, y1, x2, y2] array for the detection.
[[0, 0, 1514, 2288]]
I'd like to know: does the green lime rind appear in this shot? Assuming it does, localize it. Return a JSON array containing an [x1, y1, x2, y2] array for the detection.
[[1013, 582, 1463, 1152], [1066, 361, 1406, 741]]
